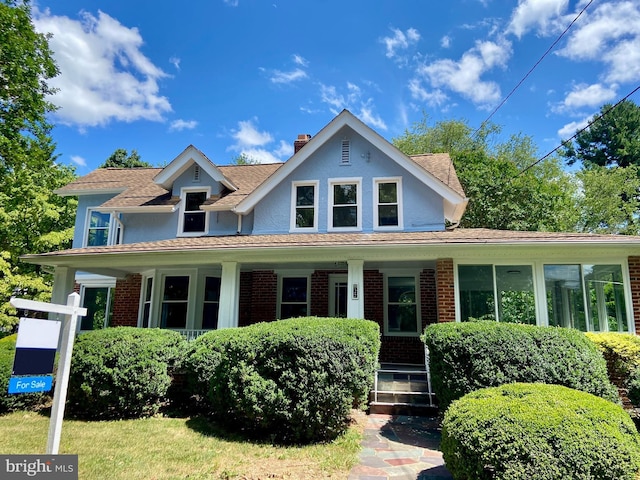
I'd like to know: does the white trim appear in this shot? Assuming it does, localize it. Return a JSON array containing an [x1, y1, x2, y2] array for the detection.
[[177, 187, 211, 237], [290, 180, 319, 232], [373, 177, 403, 231], [328, 177, 362, 232], [382, 270, 421, 337]]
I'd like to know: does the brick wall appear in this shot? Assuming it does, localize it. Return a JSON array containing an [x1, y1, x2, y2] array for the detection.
[[249, 270, 277, 323], [629, 256, 640, 334], [238, 272, 253, 327], [436, 258, 455, 323], [111, 274, 142, 327]]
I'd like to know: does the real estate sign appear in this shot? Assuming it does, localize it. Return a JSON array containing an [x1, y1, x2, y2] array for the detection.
[[8, 318, 61, 394]]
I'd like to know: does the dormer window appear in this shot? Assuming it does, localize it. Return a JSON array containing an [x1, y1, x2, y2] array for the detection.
[[178, 187, 210, 236]]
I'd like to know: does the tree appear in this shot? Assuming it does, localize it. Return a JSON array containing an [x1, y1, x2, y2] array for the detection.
[[231, 153, 260, 165], [575, 165, 640, 235], [0, 1, 77, 329], [393, 115, 578, 231], [100, 148, 151, 168], [562, 99, 640, 168]]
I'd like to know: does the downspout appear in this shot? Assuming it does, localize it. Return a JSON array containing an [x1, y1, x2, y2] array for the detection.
[[236, 213, 242, 234]]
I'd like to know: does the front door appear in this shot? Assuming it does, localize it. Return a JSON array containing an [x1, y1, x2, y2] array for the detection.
[[329, 274, 348, 318]]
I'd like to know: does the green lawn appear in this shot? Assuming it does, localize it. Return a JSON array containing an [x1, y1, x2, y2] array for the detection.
[[0, 411, 365, 479]]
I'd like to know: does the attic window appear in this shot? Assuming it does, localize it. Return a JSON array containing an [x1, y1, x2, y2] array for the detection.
[[193, 165, 201, 182], [341, 140, 350, 164]]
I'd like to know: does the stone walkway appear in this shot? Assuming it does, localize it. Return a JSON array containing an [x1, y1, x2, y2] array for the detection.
[[348, 414, 453, 480]]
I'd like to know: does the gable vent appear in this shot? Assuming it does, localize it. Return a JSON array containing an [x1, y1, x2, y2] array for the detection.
[[193, 165, 201, 182], [341, 139, 350, 164]]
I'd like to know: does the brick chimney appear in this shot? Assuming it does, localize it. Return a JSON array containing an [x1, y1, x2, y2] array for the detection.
[[294, 134, 311, 153]]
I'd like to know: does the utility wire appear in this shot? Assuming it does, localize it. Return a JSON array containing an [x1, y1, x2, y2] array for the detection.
[[471, 0, 594, 139], [514, 84, 640, 178]]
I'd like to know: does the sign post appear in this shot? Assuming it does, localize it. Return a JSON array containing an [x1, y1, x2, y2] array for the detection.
[[10, 293, 86, 455]]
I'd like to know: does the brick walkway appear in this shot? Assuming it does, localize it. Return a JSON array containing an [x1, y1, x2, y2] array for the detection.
[[348, 414, 453, 480]]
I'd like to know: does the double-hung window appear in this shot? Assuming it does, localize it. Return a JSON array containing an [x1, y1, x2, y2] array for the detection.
[[329, 178, 361, 231], [178, 188, 210, 236], [385, 274, 420, 335], [202, 276, 221, 329], [160, 275, 190, 328], [374, 178, 402, 229], [279, 276, 309, 319], [86, 210, 111, 246], [291, 181, 318, 231]]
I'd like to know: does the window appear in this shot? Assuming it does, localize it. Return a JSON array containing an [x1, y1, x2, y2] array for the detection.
[[545, 264, 628, 332], [291, 181, 318, 231], [86, 210, 110, 246], [80, 286, 113, 331], [140, 276, 153, 328], [386, 275, 419, 335], [202, 276, 221, 329], [279, 277, 309, 319], [374, 178, 402, 229], [329, 178, 361, 231], [178, 188, 209, 236], [458, 265, 536, 324], [160, 275, 190, 328]]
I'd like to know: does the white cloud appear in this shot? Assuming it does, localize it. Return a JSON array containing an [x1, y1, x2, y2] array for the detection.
[[270, 68, 308, 84], [169, 119, 198, 132], [553, 83, 617, 114], [407, 78, 448, 107], [33, 9, 171, 128], [558, 116, 591, 139], [226, 118, 290, 164], [416, 39, 511, 106], [507, 0, 569, 38], [380, 27, 420, 61], [292, 54, 309, 67], [231, 119, 273, 147], [224, 0, 239, 6], [440, 35, 452, 49], [70, 155, 87, 167], [169, 56, 181, 70], [556, 2, 640, 83], [319, 82, 387, 130]]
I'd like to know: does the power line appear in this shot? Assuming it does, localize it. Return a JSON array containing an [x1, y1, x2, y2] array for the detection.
[[514, 84, 640, 178], [471, 0, 594, 139]]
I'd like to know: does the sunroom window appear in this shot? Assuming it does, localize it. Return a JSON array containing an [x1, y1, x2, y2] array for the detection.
[[458, 265, 536, 325]]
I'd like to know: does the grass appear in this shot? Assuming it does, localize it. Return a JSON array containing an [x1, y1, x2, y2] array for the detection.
[[0, 410, 367, 479]]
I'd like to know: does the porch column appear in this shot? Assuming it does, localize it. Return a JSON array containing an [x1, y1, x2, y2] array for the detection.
[[347, 259, 364, 319], [49, 267, 77, 320], [218, 261, 240, 329]]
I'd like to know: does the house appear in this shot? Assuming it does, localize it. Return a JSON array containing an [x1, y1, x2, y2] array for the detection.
[[23, 109, 640, 365]]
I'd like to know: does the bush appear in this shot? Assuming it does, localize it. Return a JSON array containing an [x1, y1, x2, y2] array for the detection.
[[185, 317, 380, 444], [586, 332, 640, 387], [67, 327, 187, 419], [442, 383, 640, 480], [0, 334, 51, 413], [422, 322, 618, 411]]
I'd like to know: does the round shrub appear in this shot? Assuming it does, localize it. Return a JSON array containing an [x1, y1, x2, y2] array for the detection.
[[185, 317, 380, 444], [422, 321, 618, 411], [67, 327, 187, 419], [442, 383, 640, 480], [0, 334, 50, 413]]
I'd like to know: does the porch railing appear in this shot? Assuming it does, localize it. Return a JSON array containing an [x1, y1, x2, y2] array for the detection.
[[174, 329, 210, 341]]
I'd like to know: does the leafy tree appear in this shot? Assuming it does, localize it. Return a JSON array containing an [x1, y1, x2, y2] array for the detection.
[[0, 1, 77, 329], [562, 99, 640, 168], [393, 115, 578, 231], [100, 148, 151, 168], [575, 165, 640, 235], [231, 153, 260, 165]]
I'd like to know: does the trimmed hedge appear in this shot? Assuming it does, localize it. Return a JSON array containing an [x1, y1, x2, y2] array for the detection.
[[67, 327, 187, 419], [0, 334, 51, 413], [185, 317, 380, 444], [422, 322, 618, 411], [442, 383, 640, 480], [586, 332, 640, 387]]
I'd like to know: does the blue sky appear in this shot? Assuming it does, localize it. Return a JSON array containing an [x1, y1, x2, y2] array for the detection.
[[31, 0, 640, 172]]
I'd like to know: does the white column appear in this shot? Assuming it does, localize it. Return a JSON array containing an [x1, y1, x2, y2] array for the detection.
[[218, 261, 240, 329], [347, 259, 364, 319], [49, 267, 76, 320]]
